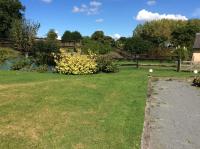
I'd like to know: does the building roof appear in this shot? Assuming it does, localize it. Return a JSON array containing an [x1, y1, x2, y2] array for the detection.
[[193, 33, 200, 49]]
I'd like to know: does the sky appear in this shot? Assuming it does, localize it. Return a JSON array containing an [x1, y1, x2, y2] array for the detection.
[[21, 0, 200, 39]]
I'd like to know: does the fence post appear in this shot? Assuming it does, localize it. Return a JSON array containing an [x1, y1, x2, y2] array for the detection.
[[177, 58, 181, 72]]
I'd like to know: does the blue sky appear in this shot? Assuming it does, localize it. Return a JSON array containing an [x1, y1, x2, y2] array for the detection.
[[21, 0, 200, 39]]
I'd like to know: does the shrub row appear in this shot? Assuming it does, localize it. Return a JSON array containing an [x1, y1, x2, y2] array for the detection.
[[7, 48, 119, 75], [53, 49, 119, 75]]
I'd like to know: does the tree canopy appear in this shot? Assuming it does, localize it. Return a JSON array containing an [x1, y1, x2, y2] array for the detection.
[[91, 31, 105, 41], [0, 0, 25, 38], [61, 31, 82, 42], [124, 37, 152, 54], [10, 19, 40, 54], [47, 29, 58, 41], [130, 19, 200, 56]]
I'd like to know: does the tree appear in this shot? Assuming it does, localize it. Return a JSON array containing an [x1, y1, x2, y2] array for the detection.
[[104, 36, 115, 45], [133, 19, 187, 47], [171, 20, 200, 48], [82, 38, 112, 54], [0, 0, 25, 38], [117, 37, 127, 44], [91, 31, 105, 41], [10, 19, 40, 55], [62, 31, 72, 42], [116, 37, 127, 48], [47, 29, 58, 41], [62, 31, 82, 42], [71, 31, 82, 41], [124, 37, 152, 54]]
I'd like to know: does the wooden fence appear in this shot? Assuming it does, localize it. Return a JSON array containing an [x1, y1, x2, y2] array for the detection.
[[119, 55, 183, 72], [0, 38, 14, 47]]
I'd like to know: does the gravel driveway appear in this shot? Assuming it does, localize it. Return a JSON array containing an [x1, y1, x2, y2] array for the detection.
[[144, 79, 200, 149]]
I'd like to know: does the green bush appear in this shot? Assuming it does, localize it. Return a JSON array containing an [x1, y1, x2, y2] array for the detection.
[[0, 47, 19, 64], [193, 77, 200, 87], [11, 58, 31, 70], [31, 40, 59, 65], [97, 55, 119, 73], [82, 38, 112, 54]]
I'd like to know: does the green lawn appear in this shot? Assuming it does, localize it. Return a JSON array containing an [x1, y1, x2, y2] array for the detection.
[[0, 68, 192, 149]]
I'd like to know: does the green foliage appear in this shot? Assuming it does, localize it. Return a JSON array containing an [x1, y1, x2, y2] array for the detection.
[[171, 20, 200, 48], [0, 0, 25, 38], [116, 37, 127, 48], [132, 19, 200, 56], [0, 47, 20, 64], [91, 31, 105, 41], [148, 47, 173, 58], [71, 31, 82, 41], [54, 49, 97, 75], [31, 40, 59, 65], [193, 77, 200, 87], [173, 46, 189, 60], [134, 19, 186, 46], [97, 55, 119, 73], [61, 31, 82, 42], [124, 37, 153, 54], [10, 19, 40, 53], [11, 57, 31, 70], [82, 38, 112, 54], [61, 31, 71, 41], [47, 29, 58, 41]]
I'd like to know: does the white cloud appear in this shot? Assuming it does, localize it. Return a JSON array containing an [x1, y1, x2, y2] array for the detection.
[[54, 30, 61, 40], [147, 0, 156, 6], [57, 36, 61, 40], [72, 1, 102, 15], [136, 9, 188, 21], [41, 0, 52, 3], [192, 8, 200, 17], [96, 18, 104, 23], [90, 1, 102, 7], [112, 34, 121, 40]]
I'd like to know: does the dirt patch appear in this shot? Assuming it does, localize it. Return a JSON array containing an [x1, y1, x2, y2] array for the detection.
[[0, 106, 71, 143], [73, 143, 85, 149]]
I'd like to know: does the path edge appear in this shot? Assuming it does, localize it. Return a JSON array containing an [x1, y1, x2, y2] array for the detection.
[[141, 76, 153, 149]]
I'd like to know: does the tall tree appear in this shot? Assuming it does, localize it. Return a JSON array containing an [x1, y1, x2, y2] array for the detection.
[[91, 31, 105, 41], [133, 19, 187, 46], [0, 0, 25, 38], [62, 31, 72, 42], [10, 19, 40, 55], [47, 29, 58, 41], [124, 37, 152, 54], [71, 31, 82, 41], [171, 20, 200, 48]]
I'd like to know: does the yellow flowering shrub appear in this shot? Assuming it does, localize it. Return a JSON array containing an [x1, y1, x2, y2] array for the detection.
[[54, 49, 97, 75]]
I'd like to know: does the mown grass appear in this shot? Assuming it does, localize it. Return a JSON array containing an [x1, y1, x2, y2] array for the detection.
[[0, 68, 192, 149]]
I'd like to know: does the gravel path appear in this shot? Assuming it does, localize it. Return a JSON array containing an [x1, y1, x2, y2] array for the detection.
[[149, 79, 200, 149]]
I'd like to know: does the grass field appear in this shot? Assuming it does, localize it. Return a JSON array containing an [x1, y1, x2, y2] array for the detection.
[[0, 68, 192, 149]]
